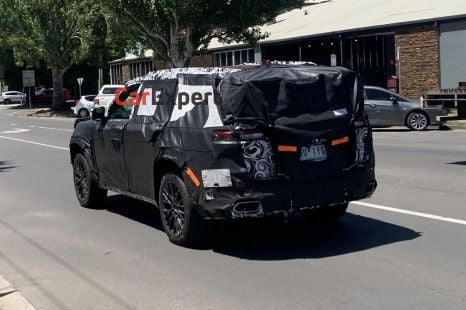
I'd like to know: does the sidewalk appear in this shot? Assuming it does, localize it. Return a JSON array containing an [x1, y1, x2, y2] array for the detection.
[[0, 275, 35, 310]]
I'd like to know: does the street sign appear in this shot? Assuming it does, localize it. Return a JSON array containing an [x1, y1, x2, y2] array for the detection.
[[77, 78, 84, 98], [22, 70, 35, 87]]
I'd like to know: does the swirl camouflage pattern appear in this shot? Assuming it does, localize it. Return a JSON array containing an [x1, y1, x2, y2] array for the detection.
[[355, 127, 369, 164], [241, 139, 276, 179]]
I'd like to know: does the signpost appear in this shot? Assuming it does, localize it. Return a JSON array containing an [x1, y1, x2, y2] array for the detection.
[[77, 78, 84, 99], [22, 70, 35, 110]]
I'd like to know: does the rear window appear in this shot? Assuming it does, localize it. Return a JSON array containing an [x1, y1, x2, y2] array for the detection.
[[84, 95, 96, 101], [102, 87, 119, 95]]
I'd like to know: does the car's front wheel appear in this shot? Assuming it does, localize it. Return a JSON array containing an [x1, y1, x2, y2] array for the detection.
[[4, 99, 11, 105], [159, 173, 205, 246], [407, 112, 429, 131], [73, 153, 107, 209]]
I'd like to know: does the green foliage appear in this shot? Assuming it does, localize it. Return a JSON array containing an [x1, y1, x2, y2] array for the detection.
[[104, 0, 304, 67], [0, 0, 100, 109]]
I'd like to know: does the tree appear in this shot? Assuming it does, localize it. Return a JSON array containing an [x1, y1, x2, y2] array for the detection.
[[103, 0, 304, 68], [0, 0, 98, 110]]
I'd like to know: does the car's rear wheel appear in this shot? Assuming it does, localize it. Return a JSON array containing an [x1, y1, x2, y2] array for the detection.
[[303, 202, 348, 222], [73, 153, 107, 209], [159, 173, 205, 246], [407, 112, 429, 131], [78, 108, 90, 118]]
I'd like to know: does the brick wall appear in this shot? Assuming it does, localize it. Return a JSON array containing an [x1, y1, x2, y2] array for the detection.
[[395, 26, 440, 99], [190, 54, 213, 67]]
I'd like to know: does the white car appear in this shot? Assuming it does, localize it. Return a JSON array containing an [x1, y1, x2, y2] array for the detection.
[[93, 85, 124, 110], [74, 95, 97, 118], [0, 91, 26, 104]]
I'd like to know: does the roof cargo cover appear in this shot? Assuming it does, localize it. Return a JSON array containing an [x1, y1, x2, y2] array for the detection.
[[218, 65, 361, 123]]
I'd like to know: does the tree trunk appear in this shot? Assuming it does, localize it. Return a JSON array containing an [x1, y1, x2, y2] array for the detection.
[[51, 67, 66, 111]]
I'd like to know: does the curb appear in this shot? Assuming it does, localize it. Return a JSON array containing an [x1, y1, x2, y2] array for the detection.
[[0, 275, 36, 310]]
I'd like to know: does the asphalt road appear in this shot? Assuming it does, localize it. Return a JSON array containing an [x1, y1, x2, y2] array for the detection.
[[0, 106, 465, 310]]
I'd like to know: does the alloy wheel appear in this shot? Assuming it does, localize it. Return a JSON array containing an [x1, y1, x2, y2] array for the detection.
[[161, 180, 186, 237], [409, 113, 428, 130], [74, 161, 89, 200]]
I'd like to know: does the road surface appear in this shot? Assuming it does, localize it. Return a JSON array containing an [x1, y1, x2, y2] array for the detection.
[[0, 106, 465, 309]]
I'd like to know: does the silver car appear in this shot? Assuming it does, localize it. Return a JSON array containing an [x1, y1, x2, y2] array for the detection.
[[364, 86, 447, 131]]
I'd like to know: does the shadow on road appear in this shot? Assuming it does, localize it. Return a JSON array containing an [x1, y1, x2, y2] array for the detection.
[[446, 161, 466, 166], [0, 160, 18, 172], [105, 195, 421, 261]]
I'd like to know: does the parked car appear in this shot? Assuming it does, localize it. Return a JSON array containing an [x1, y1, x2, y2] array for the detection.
[[0, 91, 26, 104], [33, 88, 72, 104], [70, 65, 377, 246], [93, 85, 124, 110], [74, 95, 97, 118], [364, 86, 447, 130]]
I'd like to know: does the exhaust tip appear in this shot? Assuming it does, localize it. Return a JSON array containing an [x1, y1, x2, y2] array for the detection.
[[231, 201, 264, 218]]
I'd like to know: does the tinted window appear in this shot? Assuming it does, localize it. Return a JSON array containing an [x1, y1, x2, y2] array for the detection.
[[84, 95, 96, 101], [365, 88, 392, 101], [102, 87, 119, 95], [108, 103, 132, 120]]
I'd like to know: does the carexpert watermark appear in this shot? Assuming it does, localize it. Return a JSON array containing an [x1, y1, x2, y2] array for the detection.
[[114, 86, 219, 110]]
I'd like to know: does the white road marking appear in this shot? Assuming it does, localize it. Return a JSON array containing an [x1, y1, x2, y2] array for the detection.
[[37, 126, 73, 132], [1, 128, 30, 134], [0, 135, 69, 151], [10, 123, 16, 125], [352, 201, 466, 226], [29, 125, 36, 128]]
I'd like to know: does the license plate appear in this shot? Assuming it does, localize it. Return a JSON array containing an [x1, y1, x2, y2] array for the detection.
[[300, 144, 328, 162]]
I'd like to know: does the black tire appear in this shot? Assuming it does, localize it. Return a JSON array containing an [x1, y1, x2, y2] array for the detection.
[[407, 111, 429, 131], [159, 173, 205, 246], [303, 202, 348, 223], [73, 153, 107, 209], [4, 99, 11, 105], [78, 108, 90, 118], [320, 203, 348, 221]]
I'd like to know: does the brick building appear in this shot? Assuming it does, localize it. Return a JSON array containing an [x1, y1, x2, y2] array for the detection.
[[208, 0, 466, 99]]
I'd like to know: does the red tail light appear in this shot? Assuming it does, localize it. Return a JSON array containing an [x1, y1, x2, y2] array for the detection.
[[94, 98, 100, 106], [212, 130, 235, 142], [212, 129, 264, 142]]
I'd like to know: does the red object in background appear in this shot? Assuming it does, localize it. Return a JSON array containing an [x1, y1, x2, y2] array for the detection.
[[387, 76, 399, 92], [33, 88, 71, 104]]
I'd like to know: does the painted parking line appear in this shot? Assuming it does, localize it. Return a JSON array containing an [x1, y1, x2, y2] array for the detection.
[[37, 126, 73, 132], [1, 128, 30, 134], [0, 136, 69, 151], [352, 201, 466, 226]]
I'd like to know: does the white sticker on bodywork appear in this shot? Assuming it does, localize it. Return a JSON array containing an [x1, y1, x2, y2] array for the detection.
[[333, 108, 348, 116], [201, 169, 233, 188]]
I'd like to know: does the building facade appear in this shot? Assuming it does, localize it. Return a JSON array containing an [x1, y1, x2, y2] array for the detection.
[[208, 0, 466, 99]]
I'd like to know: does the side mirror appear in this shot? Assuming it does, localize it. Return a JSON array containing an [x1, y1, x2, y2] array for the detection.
[[390, 96, 398, 104], [92, 106, 106, 121]]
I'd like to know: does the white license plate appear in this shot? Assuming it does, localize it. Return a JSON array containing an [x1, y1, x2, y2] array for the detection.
[[300, 144, 328, 162]]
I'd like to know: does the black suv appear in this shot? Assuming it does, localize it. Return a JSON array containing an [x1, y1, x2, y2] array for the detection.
[[70, 65, 376, 245]]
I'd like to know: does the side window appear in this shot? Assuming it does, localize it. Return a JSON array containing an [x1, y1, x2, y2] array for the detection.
[[365, 89, 392, 101], [108, 102, 132, 120]]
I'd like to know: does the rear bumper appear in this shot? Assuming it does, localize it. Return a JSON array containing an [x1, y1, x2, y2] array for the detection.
[[196, 165, 376, 219], [425, 108, 447, 125]]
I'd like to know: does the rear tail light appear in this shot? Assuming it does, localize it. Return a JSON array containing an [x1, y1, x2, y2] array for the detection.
[[212, 130, 235, 142], [238, 129, 264, 140], [212, 129, 264, 142], [94, 98, 99, 106]]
